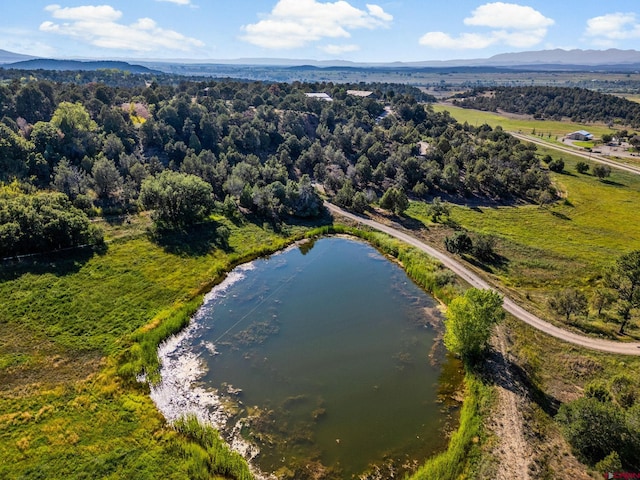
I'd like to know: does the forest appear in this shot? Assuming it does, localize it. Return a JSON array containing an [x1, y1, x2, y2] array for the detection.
[[453, 86, 640, 127], [1, 70, 553, 257]]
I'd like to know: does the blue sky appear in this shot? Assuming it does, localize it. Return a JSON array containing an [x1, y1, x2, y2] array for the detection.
[[1, 1, 639, 62]]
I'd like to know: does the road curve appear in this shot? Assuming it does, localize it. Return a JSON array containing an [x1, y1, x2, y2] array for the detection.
[[325, 202, 640, 356], [509, 132, 640, 176]]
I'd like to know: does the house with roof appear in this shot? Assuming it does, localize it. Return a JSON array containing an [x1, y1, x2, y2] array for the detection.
[[346, 90, 373, 98], [305, 92, 333, 102], [567, 130, 594, 141]]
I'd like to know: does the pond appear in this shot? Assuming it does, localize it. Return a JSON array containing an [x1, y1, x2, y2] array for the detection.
[[152, 237, 462, 479]]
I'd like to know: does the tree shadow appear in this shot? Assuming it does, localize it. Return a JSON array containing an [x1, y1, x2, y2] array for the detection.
[[551, 211, 572, 221], [0, 245, 104, 282], [396, 214, 430, 231], [601, 179, 626, 187], [478, 347, 561, 417], [151, 221, 232, 257], [463, 252, 510, 274]]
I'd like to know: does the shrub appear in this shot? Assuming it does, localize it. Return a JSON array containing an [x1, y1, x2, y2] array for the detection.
[[445, 231, 473, 255], [548, 158, 565, 173], [576, 162, 589, 174]]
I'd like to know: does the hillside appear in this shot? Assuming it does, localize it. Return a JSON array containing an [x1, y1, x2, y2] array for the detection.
[[6, 59, 159, 74], [0, 48, 35, 64], [453, 86, 640, 126]]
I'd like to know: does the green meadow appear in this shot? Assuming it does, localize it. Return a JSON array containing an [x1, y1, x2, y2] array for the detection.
[[0, 215, 308, 480], [432, 104, 619, 138], [407, 144, 640, 338]]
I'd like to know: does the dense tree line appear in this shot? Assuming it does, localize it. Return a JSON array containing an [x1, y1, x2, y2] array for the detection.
[[0, 70, 553, 253], [453, 86, 640, 127], [0, 181, 102, 257]]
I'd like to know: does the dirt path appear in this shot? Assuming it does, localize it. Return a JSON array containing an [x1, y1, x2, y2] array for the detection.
[[487, 325, 531, 480], [325, 202, 640, 356]]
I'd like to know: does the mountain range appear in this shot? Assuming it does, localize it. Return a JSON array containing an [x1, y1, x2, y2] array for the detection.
[[1, 48, 639, 71]]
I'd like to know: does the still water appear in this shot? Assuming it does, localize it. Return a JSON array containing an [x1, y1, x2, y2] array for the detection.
[[158, 237, 461, 479]]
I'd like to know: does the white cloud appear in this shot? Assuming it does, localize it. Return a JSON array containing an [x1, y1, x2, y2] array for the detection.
[[464, 2, 553, 30], [40, 4, 204, 53], [156, 0, 192, 4], [45, 4, 122, 22], [367, 4, 392, 22], [585, 12, 640, 46], [320, 44, 360, 55], [420, 2, 553, 50], [241, 0, 392, 49]]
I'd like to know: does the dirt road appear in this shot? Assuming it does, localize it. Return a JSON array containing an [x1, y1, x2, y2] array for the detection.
[[509, 132, 640, 176], [325, 202, 640, 356]]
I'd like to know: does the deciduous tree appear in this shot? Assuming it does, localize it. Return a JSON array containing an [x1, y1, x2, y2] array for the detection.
[[548, 288, 588, 322], [140, 171, 213, 230], [444, 288, 504, 362], [605, 250, 640, 334]]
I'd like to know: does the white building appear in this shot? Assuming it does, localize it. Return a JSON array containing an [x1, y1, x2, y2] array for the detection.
[[305, 92, 333, 102], [567, 130, 594, 141]]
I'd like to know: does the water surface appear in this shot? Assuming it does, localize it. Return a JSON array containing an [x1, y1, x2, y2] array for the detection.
[[156, 237, 460, 479]]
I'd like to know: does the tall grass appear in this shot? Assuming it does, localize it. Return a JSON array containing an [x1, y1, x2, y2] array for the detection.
[[174, 415, 254, 480], [0, 218, 305, 480]]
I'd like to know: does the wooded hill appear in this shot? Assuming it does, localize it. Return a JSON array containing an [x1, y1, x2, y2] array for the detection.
[[1, 72, 553, 256], [453, 86, 640, 127]]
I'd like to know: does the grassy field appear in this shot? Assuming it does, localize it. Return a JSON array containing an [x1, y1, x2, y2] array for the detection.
[[0, 214, 310, 479], [432, 104, 619, 139], [406, 148, 640, 339]]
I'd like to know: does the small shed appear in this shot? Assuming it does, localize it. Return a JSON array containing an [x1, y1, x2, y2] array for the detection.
[[567, 130, 594, 141]]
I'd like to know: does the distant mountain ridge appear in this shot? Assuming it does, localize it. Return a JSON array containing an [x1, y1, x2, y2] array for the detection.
[[5, 58, 160, 74], [480, 49, 640, 67], [0, 49, 36, 64], [0, 48, 639, 71]]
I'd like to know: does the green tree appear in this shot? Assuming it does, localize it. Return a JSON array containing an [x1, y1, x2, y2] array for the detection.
[[444, 288, 505, 362], [92, 156, 123, 200], [548, 288, 588, 323], [591, 287, 615, 316], [51, 101, 97, 136], [548, 158, 564, 173], [593, 164, 612, 180], [140, 171, 213, 230], [379, 187, 408, 215], [601, 133, 613, 144], [351, 191, 368, 213], [472, 234, 497, 262], [556, 397, 638, 468], [0, 123, 32, 181], [575, 161, 589, 174], [605, 250, 640, 334], [335, 180, 356, 209], [444, 231, 473, 255], [53, 158, 89, 199], [0, 190, 102, 257], [286, 175, 321, 218], [610, 375, 637, 409], [427, 196, 449, 222]]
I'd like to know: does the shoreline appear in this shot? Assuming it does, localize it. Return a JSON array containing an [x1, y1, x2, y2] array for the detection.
[[148, 261, 275, 480]]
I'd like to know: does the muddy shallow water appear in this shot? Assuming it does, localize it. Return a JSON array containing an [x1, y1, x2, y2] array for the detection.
[[151, 237, 462, 479]]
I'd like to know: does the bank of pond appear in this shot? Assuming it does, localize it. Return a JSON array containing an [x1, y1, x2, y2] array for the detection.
[[150, 237, 465, 479]]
